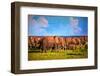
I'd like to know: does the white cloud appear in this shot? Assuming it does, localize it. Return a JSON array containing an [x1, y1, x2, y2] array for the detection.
[[28, 15, 49, 36], [70, 17, 82, 34], [37, 16, 48, 27]]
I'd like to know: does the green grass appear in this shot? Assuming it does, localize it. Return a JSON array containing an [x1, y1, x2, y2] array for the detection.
[[28, 49, 88, 60]]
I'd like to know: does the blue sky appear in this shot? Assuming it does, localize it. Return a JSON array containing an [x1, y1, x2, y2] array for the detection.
[[28, 15, 88, 36]]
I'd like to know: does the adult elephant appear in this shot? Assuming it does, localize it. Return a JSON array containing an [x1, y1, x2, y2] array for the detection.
[[28, 36, 33, 49], [53, 36, 60, 50], [58, 37, 66, 50], [39, 36, 55, 52]]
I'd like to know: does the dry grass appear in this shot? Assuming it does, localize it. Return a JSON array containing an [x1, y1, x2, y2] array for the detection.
[[28, 49, 88, 60]]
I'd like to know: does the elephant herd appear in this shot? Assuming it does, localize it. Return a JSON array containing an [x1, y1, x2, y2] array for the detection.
[[28, 36, 88, 52]]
